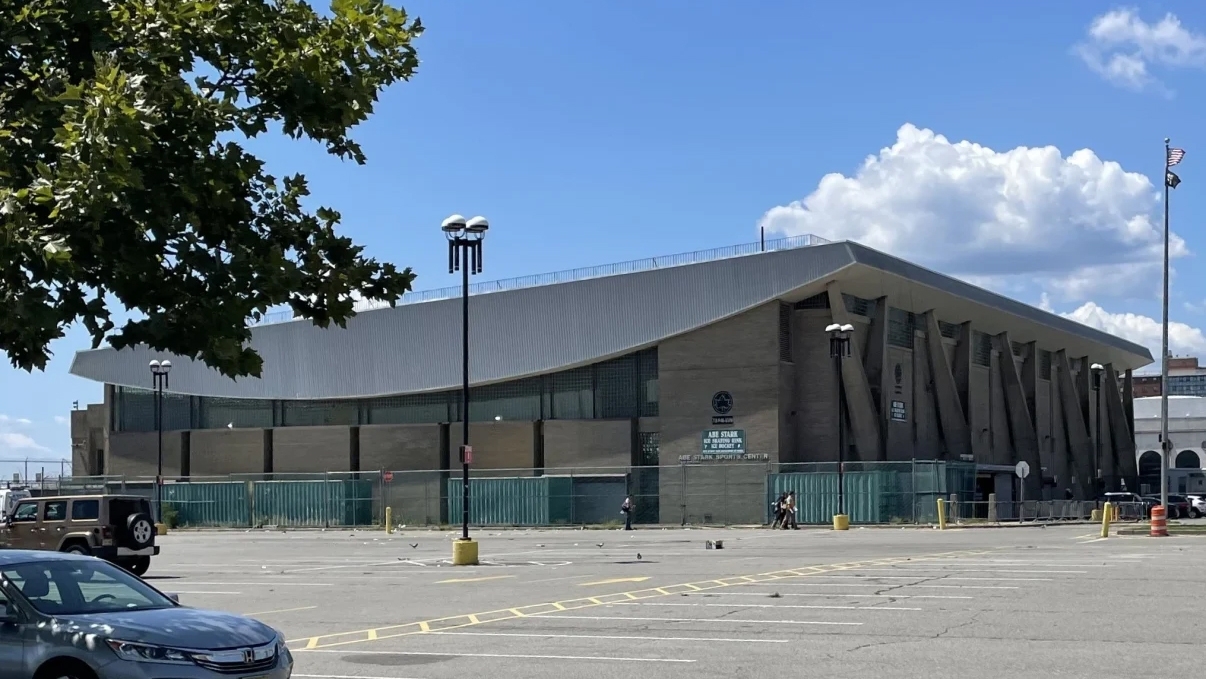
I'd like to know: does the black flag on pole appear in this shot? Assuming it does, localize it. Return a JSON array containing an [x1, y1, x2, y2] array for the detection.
[[1167, 170, 1182, 189]]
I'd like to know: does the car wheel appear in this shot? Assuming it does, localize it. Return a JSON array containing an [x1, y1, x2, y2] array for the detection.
[[127, 513, 154, 547], [129, 556, 150, 577], [1193, 509, 1202, 519], [62, 543, 90, 556]]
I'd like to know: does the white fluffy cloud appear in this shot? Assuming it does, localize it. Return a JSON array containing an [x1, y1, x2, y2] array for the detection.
[[758, 124, 1184, 303], [1075, 8, 1206, 92], [53, 415, 69, 425], [1061, 302, 1206, 369], [0, 415, 47, 454]]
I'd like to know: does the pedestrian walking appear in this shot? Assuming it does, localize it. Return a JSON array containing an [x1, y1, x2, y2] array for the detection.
[[782, 490, 799, 529], [621, 496, 634, 530], [771, 492, 787, 528]]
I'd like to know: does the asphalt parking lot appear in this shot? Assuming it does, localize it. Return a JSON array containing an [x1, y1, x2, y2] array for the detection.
[[148, 525, 1204, 679]]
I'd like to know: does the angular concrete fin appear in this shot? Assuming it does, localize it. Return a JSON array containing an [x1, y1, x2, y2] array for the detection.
[[1123, 370, 1135, 438], [868, 298, 890, 459], [953, 323, 972, 421], [1105, 364, 1138, 482], [1055, 350, 1095, 499], [1020, 342, 1038, 426], [993, 333, 1042, 498], [825, 283, 882, 461], [922, 312, 970, 459]]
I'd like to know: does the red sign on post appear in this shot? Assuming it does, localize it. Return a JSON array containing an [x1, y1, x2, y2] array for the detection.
[[461, 445, 474, 465], [383, 471, 394, 483]]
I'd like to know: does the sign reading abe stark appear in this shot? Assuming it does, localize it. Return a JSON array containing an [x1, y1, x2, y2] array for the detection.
[[702, 429, 746, 456]]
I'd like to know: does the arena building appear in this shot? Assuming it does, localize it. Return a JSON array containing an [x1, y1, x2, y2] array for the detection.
[[69, 235, 1152, 523]]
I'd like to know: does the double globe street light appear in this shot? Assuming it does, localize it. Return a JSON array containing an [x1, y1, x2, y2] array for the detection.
[[442, 214, 488, 565], [148, 359, 172, 523]]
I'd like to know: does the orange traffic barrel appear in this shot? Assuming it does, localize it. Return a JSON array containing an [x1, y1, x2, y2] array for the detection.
[[1151, 505, 1169, 537]]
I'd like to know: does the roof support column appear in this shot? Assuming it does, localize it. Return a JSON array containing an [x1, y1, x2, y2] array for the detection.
[[993, 333, 1042, 500], [867, 297, 889, 461], [921, 311, 970, 460], [825, 282, 881, 461], [1105, 364, 1138, 486], [953, 323, 972, 423], [1055, 350, 1095, 500]]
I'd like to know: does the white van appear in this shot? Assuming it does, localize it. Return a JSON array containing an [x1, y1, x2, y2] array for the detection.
[[0, 488, 31, 521]]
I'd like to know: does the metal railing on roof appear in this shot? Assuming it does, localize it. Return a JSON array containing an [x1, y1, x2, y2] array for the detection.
[[252, 233, 830, 326]]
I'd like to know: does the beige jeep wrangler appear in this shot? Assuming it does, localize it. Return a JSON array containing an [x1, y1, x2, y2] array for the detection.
[[0, 494, 160, 575]]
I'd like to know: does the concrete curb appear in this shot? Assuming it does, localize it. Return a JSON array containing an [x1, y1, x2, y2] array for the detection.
[[159, 520, 1108, 534]]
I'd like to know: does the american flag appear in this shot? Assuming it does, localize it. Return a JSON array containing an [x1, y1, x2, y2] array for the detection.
[[1168, 148, 1186, 167]]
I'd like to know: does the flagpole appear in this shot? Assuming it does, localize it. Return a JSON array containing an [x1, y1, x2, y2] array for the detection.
[[1160, 137, 1171, 515]]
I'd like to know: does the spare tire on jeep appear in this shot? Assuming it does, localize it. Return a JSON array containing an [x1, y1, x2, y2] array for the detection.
[[126, 513, 154, 547]]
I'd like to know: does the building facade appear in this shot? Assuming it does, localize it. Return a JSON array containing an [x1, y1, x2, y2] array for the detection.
[[1133, 396, 1206, 495], [1128, 357, 1206, 399], [69, 237, 1152, 521]]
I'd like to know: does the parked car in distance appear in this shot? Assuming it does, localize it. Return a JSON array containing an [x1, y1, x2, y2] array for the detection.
[[0, 549, 293, 679], [1141, 494, 1191, 519], [0, 495, 159, 575], [0, 488, 30, 523], [1188, 494, 1206, 518]]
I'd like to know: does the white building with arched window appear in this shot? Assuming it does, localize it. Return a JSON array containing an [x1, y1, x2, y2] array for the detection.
[[1134, 396, 1206, 494]]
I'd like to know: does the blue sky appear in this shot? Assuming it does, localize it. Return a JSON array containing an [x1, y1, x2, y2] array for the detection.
[[4, 0, 1206, 475]]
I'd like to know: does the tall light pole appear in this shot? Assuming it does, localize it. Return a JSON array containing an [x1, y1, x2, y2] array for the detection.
[[826, 323, 854, 526], [1090, 363, 1103, 495], [443, 214, 488, 556], [149, 359, 171, 522]]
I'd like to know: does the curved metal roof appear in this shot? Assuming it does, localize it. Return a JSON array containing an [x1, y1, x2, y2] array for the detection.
[[69, 240, 1153, 399]]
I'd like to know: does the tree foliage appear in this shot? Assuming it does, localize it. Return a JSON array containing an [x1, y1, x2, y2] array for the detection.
[[0, 0, 422, 377]]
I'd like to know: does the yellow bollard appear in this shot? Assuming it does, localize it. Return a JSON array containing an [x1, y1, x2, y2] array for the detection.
[[1100, 501, 1112, 538], [832, 514, 850, 531], [385, 506, 393, 534], [452, 538, 479, 565], [937, 498, 947, 530]]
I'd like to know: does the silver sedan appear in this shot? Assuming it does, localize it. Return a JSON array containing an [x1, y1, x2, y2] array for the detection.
[[0, 550, 293, 678]]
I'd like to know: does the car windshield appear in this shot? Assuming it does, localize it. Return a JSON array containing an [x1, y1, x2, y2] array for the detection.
[[1, 559, 175, 615]]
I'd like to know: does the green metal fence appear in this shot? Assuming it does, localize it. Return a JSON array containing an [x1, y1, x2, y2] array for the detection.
[[62, 461, 981, 529]]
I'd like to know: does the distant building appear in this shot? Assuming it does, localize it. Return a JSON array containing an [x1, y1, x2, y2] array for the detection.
[[1131, 375, 1162, 398], [1128, 357, 1206, 399], [1133, 395, 1206, 495]]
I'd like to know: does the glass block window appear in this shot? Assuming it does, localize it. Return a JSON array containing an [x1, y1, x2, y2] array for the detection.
[[114, 348, 658, 430], [281, 400, 358, 427], [550, 367, 593, 420], [972, 331, 992, 367], [1039, 350, 1052, 380], [466, 377, 543, 422], [638, 432, 660, 466], [779, 303, 793, 362], [367, 392, 450, 425], [795, 292, 829, 309], [200, 397, 273, 429], [887, 308, 916, 348], [1011, 341, 1025, 357], [842, 293, 874, 317], [938, 320, 961, 339], [114, 388, 192, 431]]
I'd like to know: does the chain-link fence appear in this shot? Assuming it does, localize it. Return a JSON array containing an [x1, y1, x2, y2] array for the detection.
[[56, 460, 1002, 529]]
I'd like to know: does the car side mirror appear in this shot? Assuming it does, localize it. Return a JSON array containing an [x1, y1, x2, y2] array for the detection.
[[0, 601, 17, 624], [166, 593, 180, 604]]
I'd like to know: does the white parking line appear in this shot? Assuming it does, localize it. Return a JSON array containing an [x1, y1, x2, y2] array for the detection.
[[806, 575, 1052, 582], [168, 581, 335, 587], [613, 602, 922, 611], [763, 583, 1019, 590], [294, 674, 426, 679], [530, 614, 862, 626], [852, 568, 1086, 574], [167, 590, 243, 595], [720, 592, 973, 599], [432, 631, 792, 643], [295, 649, 693, 663]]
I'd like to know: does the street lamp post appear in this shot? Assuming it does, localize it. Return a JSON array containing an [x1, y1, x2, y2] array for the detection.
[[826, 323, 854, 526], [443, 214, 488, 559], [1090, 363, 1104, 494], [148, 359, 172, 523]]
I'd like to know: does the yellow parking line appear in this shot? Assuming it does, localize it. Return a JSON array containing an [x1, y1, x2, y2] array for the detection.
[[288, 548, 990, 650]]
